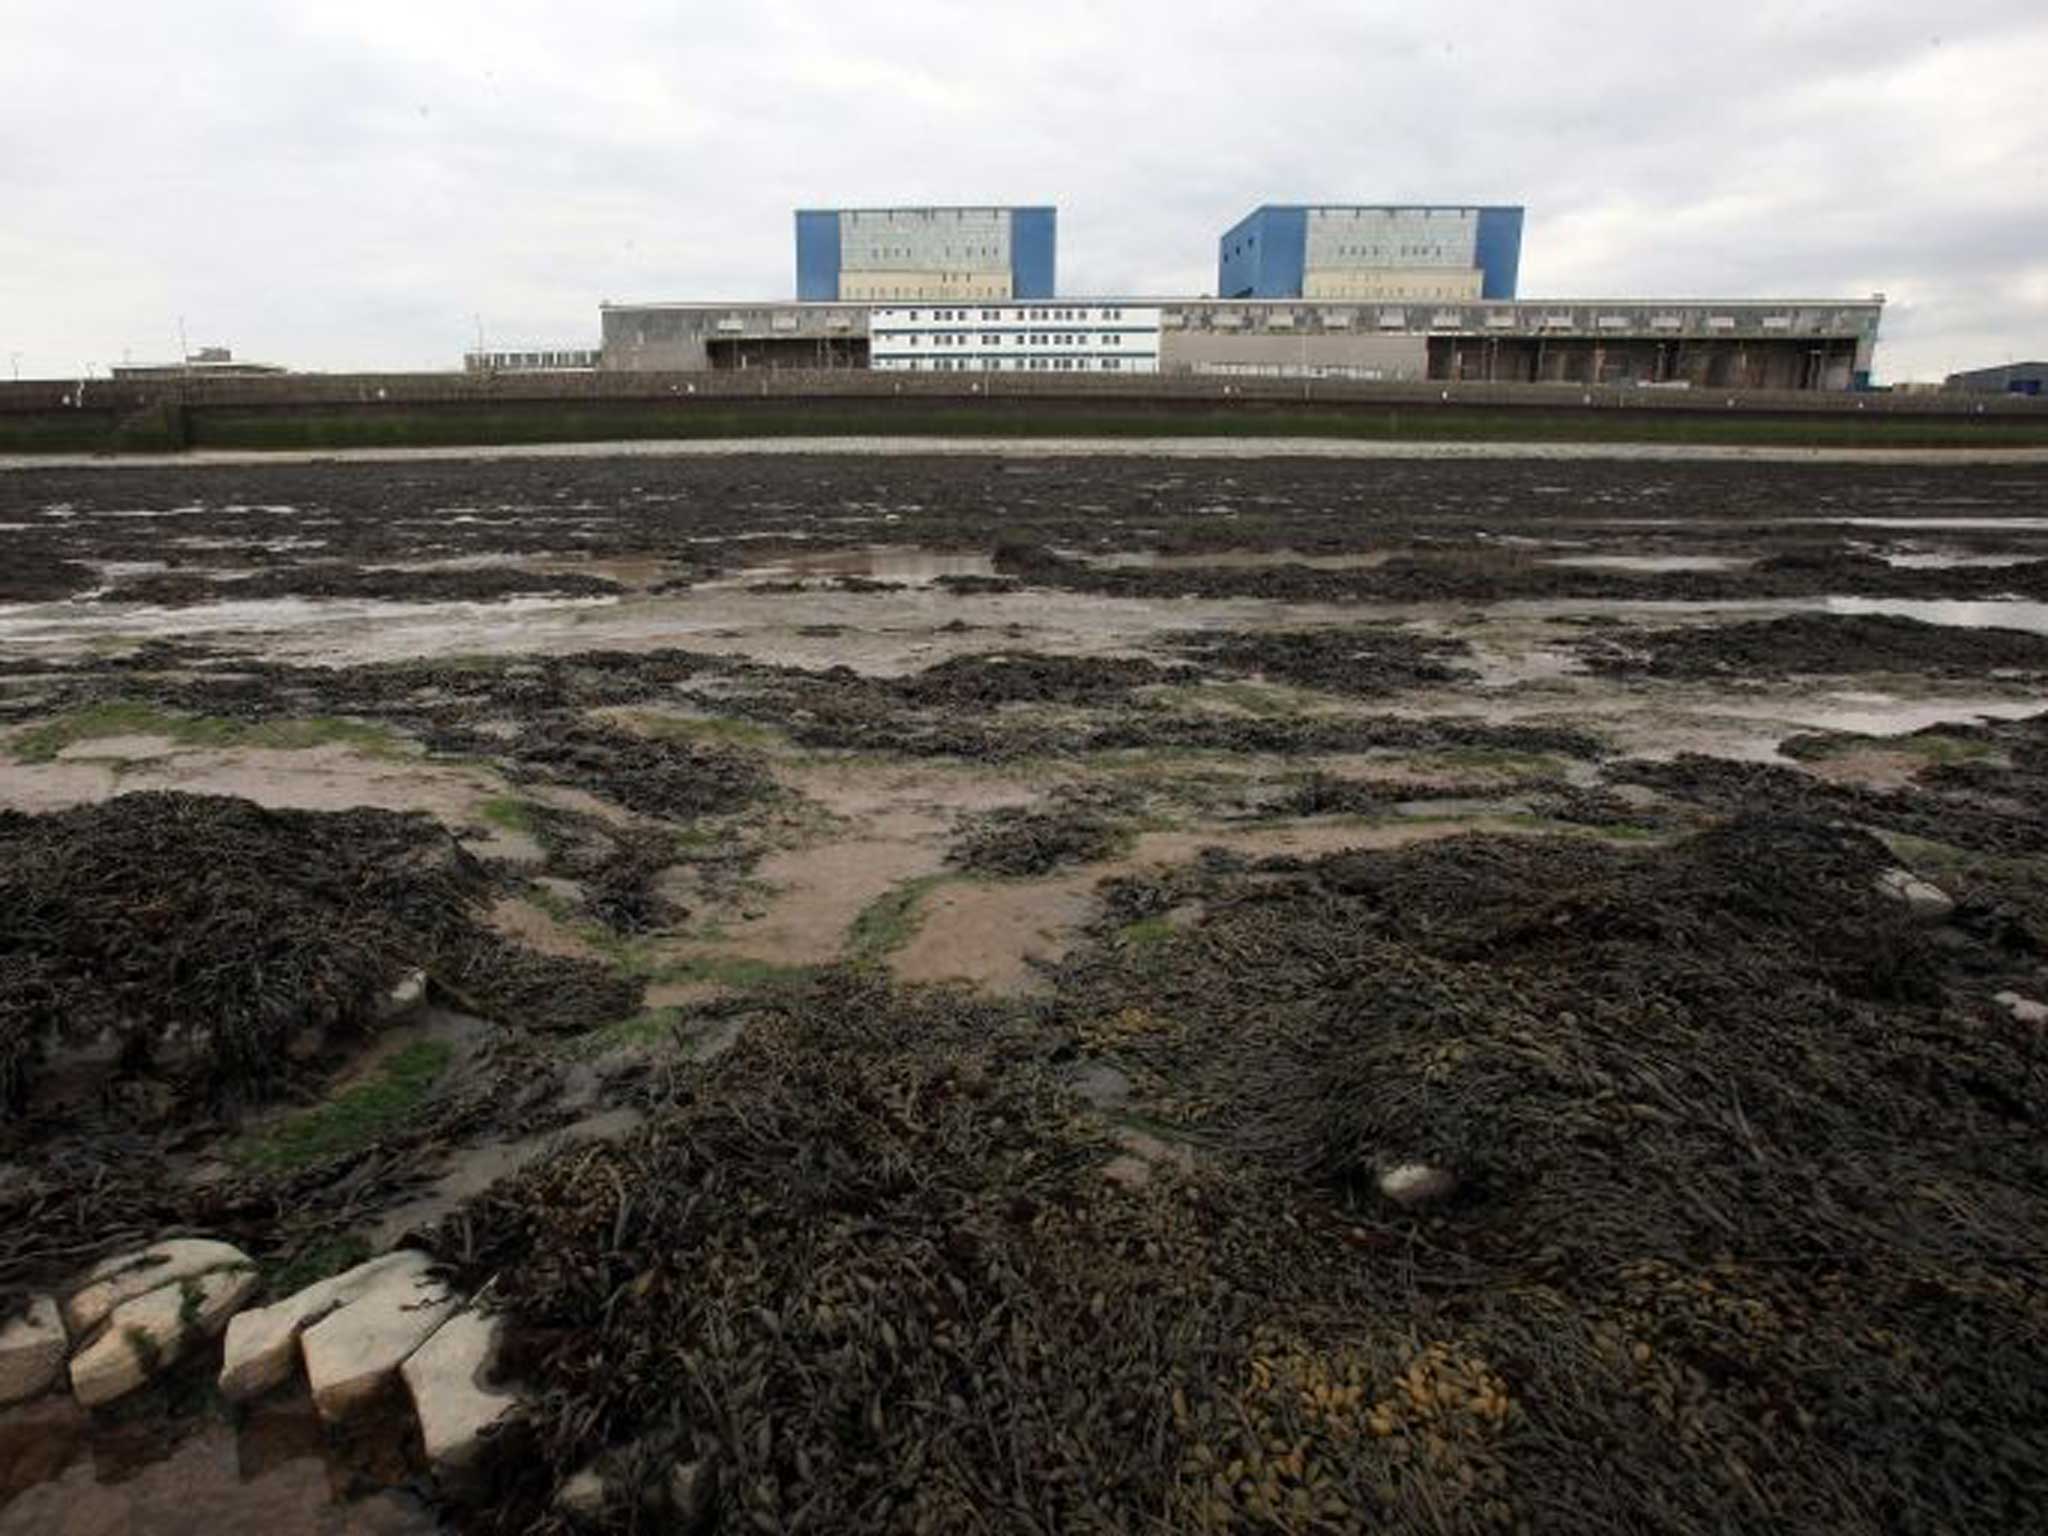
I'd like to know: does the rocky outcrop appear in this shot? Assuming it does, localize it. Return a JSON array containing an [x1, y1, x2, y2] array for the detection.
[[0, 1295, 67, 1406], [69, 1265, 259, 1408], [1996, 991, 2048, 1026], [219, 1249, 437, 1403], [401, 1306, 518, 1477], [63, 1238, 251, 1338]]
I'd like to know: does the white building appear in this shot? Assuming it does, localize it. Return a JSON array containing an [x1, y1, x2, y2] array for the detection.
[[868, 303, 1161, 374]]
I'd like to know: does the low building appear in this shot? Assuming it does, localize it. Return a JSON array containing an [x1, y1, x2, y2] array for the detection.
[[796, 206, 1056, 302], [111, 348, 286, 380], [1219, 205, 1524, 302], [869, 303, 1159, 374], [1946, 361, 2048, 397], [601, 295, 1880, 390], [464, 348, 600, 373]]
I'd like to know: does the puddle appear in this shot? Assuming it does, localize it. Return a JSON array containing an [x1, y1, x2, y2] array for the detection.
[[713, 546, 996, 587], [1721, 695, 2048, 741], [1545, 555, 1751, 573], [1070, 548, 1395, 572], [1882, 553, 2043, 569], [0, 1392, 434, 1535], [1817, 517, 2048, 531], [0, 594, 619, 651], [1822, 597, 2048, 635]]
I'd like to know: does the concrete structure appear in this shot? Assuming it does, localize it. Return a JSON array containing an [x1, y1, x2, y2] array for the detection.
[[1946, 361, 2048, 397], [870, 303, 1159, 373], [602, 296, 1880, 390], [796, 207, 1055, 302], [464, 348, 600, 373], [1220, 206, 1523, 302]]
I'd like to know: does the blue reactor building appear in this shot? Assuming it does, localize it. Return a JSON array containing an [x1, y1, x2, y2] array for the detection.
[[1219, 205, 1523, 302], [796, 206, 1056, 302]]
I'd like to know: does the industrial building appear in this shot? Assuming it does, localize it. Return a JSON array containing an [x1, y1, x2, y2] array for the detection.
[[603, 295, 1878, 389], [464, 347, 600, 373], [1946, 361, 2047, 397], [869, 303, 1159, 373], [795, 206, 1056, 302], [593, 196, 1881, 389], [1219, 205, 1524, 301]]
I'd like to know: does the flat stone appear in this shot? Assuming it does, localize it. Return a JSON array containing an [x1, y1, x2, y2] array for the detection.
[[1875, 868, 1955, 922], [300, 1253, 458, 1422], [1378, 1163, 1459, 1210], [219, 1249, 437, 1403], [64, 1238, 252, 1338], [0, 1295, 67, 1406], [401, 1307, 518, 1475], [1995, 991, 2048, 1026], [1102, 1154, 1152, 1190], [70, 1266, 260, 1408]]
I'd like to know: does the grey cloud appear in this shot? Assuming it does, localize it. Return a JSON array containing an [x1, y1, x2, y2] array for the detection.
[[3, 0, 2043, 380]]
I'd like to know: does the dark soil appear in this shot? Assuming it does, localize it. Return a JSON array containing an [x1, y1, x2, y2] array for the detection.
[[1576, 613, 2048, 679], [0, 553, 97, 603], [1169, 624, 1474, 696], [6, 454, 2048, 606], [0, 793, 484, 1113], [432, 815, 2048, 1535]]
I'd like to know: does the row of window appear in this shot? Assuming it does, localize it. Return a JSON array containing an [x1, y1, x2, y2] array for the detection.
[[903, 357, 1140, 371], [908, 332, 1129, 347], [919, 308, 1127, 323]]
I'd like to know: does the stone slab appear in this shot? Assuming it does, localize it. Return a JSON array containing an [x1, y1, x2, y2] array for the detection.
[[71, 1265, 259, 1408], [0, 1295, 66, 1406], [64, 1238, 251, 1338], [401, 1307, 517, 1474], [218, 1249, 435, 1403], [301, 1256, 457, 1423]]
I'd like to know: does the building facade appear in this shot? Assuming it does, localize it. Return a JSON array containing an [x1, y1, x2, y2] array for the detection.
[[1946, 361, 2048, 397], [464, 348, 600, 373], [602, 295, 1880, 390], [869, 303, 1160, 373], [1219, 205, 1524, 302], [796, 207, 1056, 302]]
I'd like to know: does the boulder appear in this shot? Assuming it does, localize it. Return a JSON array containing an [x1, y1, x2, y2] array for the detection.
[[0, 1295, 67, 1406], [401, 1307, 518, 1476], [64, 1238, 251, 1337], [384, 970, 428, 1017], [70, 1265, 260, 1408], [300, 1255, 458, 1422], [219, 1249, 438, 1403], [1995, 991, 2048, 1026], [1874, 868, 1954, 923], [556, 1466, 611, 1522]]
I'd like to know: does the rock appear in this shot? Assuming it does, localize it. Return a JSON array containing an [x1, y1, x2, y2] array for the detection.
[[1994, 991, 2048, 1026], [64, 1238, 252, 1338], [300, 1253, 458, 1422], [1378, 1163, 1459, 1210], [219, 1249, 437, 1403], [70, 1265, 260, 1408], [0, 1295, 67, 1406], [1102, 1153, 1152, 1190], [401, 1307, 517, 1477], [1874, 868, 1954, 922], [384, 970, 428, 1017], [667, 1459, 719, 1532], [556, 1466, 611, 1522]]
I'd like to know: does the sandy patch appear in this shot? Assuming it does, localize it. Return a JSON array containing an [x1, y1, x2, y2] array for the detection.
[[487, 897, 601, 960], [724, 838, 945, 966]]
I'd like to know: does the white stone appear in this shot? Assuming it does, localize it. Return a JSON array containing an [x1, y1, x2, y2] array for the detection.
[[0, 1295, 67, 1406], [300, 1253, 458, 1422], [64, 1238, 252, 1338], [401, 1307, 517, 1474], [1874, 868, 1954, 922], [218, 1249, 436, 1403], [1378, 1163, 1459, 1209], [384, 970, 428, 1016], [70, 1266, 259, 1408], [1995, 991, 2048, 1026], [556, 1467, 610, 1521]]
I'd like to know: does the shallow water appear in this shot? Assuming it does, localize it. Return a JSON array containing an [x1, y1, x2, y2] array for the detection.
[[713, 545, 996, 586], [1546, 555, 1751, 573], [1822, 596, 2048, 634]]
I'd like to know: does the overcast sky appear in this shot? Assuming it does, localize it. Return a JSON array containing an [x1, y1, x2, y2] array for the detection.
[[4, 1, 2044, 382]]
